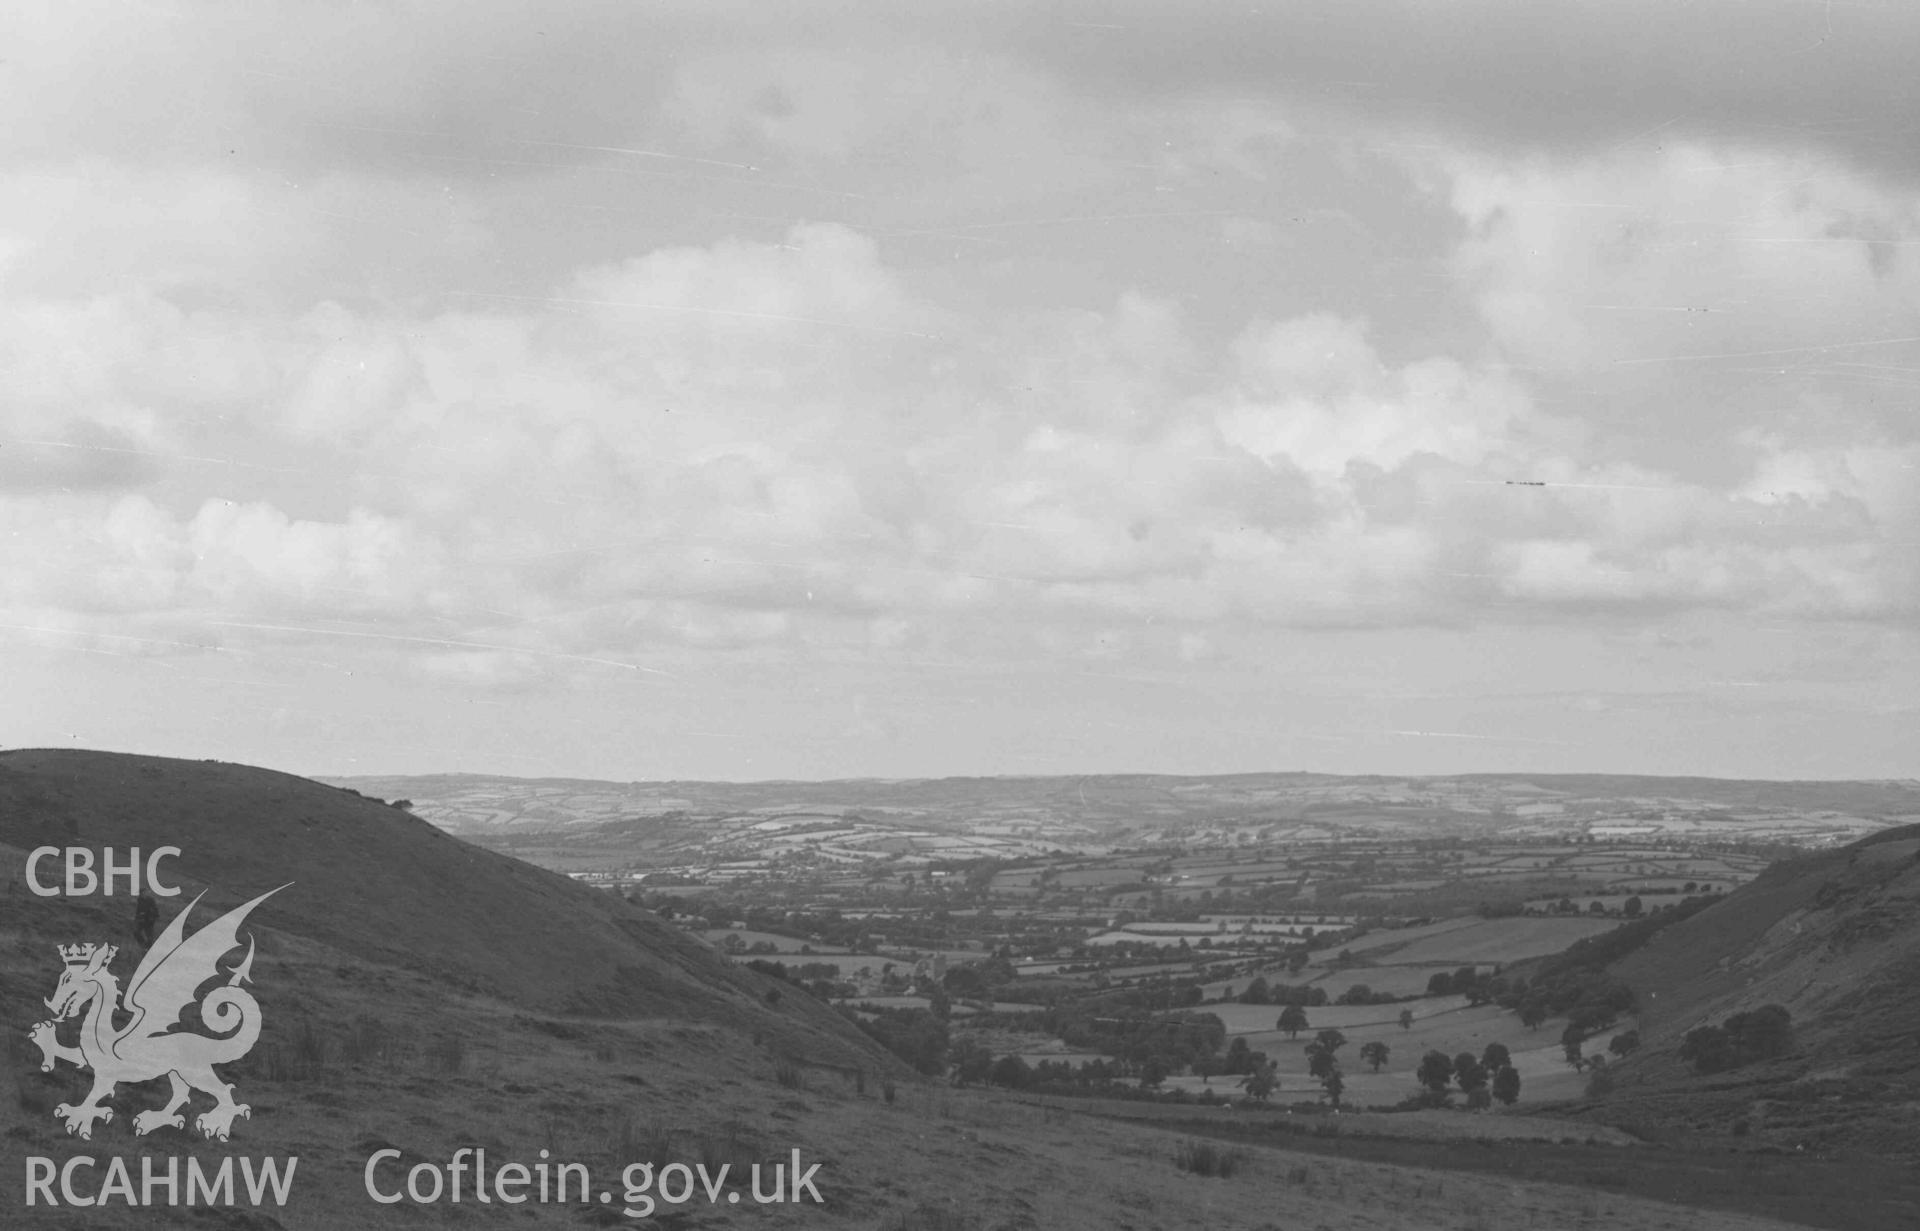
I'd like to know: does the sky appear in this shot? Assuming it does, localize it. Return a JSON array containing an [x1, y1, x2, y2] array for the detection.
[[3, 1, 1918, 783]]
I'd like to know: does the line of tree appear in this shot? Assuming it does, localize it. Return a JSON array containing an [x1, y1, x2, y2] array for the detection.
[[1041, 1008, 1227, 1070], [1238, 977, 1329, 1006]]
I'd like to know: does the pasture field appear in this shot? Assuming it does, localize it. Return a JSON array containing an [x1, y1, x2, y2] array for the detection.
[[1201, 1001, 1628, 1109], [847, 993, 979, 1015], [1324, 917, 1480, 956], [1308, 965, 1454, 999], [1364, 915, 1618, 965], [726, 953, 879, 976], [1056, 867, 1147, 887], [1200, 995, 1472, 1035], [700, 927, 857, 953]]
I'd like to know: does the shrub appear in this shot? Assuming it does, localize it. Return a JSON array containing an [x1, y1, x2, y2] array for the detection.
[[1680, 1006, 1792, 1074], [1174, 1139, 1245, 1178]]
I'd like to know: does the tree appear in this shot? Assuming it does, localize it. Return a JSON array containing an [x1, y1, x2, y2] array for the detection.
[[1492, 1064, 1521, 1106], [1453, 1053, 1488, 1096], [1138, 1056, 1168, 1089], [1607, 1030, 1640, 1059], [1398, 1008, 1414, 1030], [1588, 900, 1607, 915], [990, 1054, 1032, 1089], [1277, 1005, 1309, 1039], [1561, 1023, 1587, 1070], [1425, 971, 1455, 996], [1239, 1059, 1278, 1103], [1481, 1042, 1511, 1073], [1681, 1021, 1743, 1067], [1360, 1040, 1391, 1072], [1417, 1050, 1454, 1095], [1322, 1067, 1345, 1109], [1680, 1025, 1731, 1073], [1726, 1005, 1792, 1060], [1465, 1087, 1492, 1111], [1680, 1006, 1791, 1075], [1311, 1029, 1347, 1057], [952, 1042, 994, 1086], [1623, 895, 1644, 918], [1518, 1000, 1547, 1031], [1240, 976, 1271, 1005]]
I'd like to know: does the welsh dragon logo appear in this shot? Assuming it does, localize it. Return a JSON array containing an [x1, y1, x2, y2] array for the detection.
[[27, 885, 288, 1141]]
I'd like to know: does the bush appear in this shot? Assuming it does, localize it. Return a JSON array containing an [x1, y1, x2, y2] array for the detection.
[[1680, 1006, 1793, 1074], [1173, 1139, 1245, 1178]]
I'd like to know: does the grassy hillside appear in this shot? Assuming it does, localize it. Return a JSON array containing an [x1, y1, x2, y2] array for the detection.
[[0, 749, 1899, 1230], [0, 748, 889, 1069], [1564, 825, 1920, 1159]]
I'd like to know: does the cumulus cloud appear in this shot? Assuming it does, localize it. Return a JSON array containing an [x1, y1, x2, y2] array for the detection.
[[7, 199, 1918, 674], [1, 0, 1915, 728]]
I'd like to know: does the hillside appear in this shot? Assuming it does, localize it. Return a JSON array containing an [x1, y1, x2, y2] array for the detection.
[[1568, 824, 1920, 1159], [0, 748, 887, 1070], [5, 749, 1912, 1229], [0, 749, 1846, 1231]]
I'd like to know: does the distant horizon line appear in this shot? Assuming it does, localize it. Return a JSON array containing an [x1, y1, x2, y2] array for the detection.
[[7, 747, 1914, 790]]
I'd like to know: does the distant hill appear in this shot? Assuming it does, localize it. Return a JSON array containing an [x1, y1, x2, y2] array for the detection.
[[0, 748, 892, 1072], [1564, 823, 1920, 1158], [324, 768, 1920, 848]]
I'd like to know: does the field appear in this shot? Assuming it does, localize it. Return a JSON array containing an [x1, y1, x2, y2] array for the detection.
[[1196, 915, 1623, 1002], [1370, 915, 1619, 965]]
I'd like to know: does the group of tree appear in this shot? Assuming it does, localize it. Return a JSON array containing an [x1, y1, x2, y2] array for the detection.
[[1197, 1036, 1269, 1078], [1334, 983, 1401, 1006], [1043, 1006, 1227, 1072], [1238, 976, 1328, 1007], [1507, 964, 1635, 1035], [1411, 1045, 1521, 1109], [1424, 966, 1503, 1003], [850, 1006, 949, 1076], [1679, 1005, 1793, 1074], [1303, 1029, 1348, 1107]]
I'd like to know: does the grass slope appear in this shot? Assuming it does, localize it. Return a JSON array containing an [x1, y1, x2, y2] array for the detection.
[[0, 748, 889, 1072], [1563, 825, 1920, 1159]]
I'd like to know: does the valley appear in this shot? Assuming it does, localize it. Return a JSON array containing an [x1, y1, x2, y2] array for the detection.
[[8, 751, 1920, 1229]]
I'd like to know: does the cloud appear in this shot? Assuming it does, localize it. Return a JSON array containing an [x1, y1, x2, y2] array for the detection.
[[1446, 142, 1920, 377], [1005, 1, 1920, 181], [8, 203, 1918, 673]]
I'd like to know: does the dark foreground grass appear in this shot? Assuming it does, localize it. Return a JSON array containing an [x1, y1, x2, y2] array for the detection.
[[1138, 1113, 1920, 1231]]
